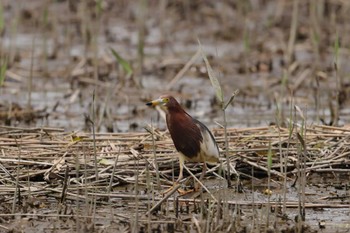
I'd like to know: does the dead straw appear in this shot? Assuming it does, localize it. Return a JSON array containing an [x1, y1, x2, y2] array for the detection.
[[0, 124, 349, 228]]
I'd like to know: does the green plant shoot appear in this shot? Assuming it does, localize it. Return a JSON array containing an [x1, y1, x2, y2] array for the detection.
[[110, 47, 133, 76], [0, 59, 7, 86]]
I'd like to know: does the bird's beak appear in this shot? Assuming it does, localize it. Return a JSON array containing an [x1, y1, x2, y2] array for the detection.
[[146, 98, 164, 107]]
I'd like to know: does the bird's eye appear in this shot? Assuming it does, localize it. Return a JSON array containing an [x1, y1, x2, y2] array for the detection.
[[164, 98, 169, 102]]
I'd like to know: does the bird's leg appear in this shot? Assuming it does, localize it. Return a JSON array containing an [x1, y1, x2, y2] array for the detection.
[[176, 156, 195, 195], [169, 156, 195, 196], [195, 162, 207, 191], [176, 155, 185, 182], [200, 162, 207, 180], [161, 155, 186, 195]]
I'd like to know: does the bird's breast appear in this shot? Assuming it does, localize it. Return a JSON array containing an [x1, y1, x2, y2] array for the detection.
[[166, 112, 202, 160]]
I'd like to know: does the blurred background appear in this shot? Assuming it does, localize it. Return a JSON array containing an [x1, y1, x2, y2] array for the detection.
[[1, 0, 350, 132]]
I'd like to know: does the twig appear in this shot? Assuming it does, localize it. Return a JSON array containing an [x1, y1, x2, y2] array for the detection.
[[165, 48, 201, 90], [183, 164, 218, 202], [146, 183, 181, 214]]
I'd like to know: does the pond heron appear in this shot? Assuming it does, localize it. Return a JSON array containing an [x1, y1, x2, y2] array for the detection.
[[146, 95, 219, 192]]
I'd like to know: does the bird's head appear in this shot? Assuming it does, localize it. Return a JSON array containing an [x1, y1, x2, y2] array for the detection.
[[146, 95, 184, 116], [146, 95, 171, 107]]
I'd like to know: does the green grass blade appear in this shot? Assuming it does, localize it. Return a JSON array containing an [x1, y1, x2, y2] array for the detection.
[[296, 133, 306, 152], [0, 59, 7, 86], [267, 141, 273, 170], [223, 89, 240, 110], [110, 47, 133, 76], [243, 28, 250, 53], [0, 3, 4, 34], [334, 31, 339, 69], [96, 0, 103, 15]]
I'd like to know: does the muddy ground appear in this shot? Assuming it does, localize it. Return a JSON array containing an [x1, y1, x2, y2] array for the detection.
[[0, 0, 350, 232]]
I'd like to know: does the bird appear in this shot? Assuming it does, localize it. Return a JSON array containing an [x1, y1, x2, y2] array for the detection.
[[146, 95, 220, 191]]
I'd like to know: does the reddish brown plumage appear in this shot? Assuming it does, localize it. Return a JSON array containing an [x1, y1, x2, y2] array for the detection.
[[166, 99, 203, 159], [147, 95, 219, 161]]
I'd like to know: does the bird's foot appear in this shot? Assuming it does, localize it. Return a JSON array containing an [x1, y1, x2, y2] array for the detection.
[[177, 188, 195, 196], [161, 185, 176, 196], [161, 182, 196, 196], [178, 183, 208, 196]]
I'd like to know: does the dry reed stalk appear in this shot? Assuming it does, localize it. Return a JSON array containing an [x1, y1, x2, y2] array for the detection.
[[0, 124, 349, 229]]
